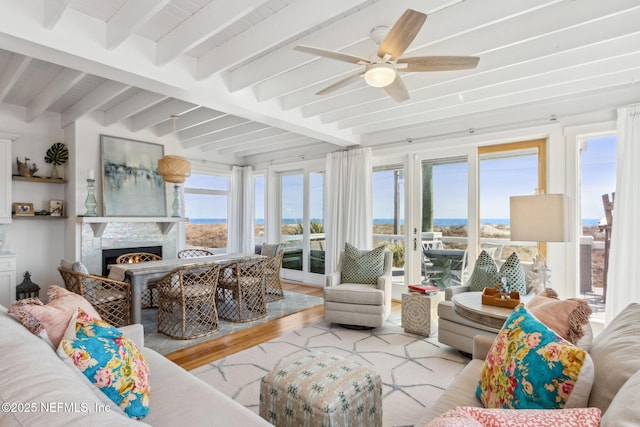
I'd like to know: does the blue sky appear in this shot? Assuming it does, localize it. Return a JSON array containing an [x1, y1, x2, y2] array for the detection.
[[186, 135, 616, 221]]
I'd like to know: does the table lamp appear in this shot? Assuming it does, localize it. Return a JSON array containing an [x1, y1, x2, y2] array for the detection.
[[509, 193, 570, 289]]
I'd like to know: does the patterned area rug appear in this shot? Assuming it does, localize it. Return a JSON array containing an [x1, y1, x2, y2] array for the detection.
[[143, 291, 324, 355], [191, 312, 470, 427]]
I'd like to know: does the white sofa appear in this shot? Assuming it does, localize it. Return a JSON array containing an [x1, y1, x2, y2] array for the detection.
[[418, 302, 640, 425], [0, 305, 271, 427]]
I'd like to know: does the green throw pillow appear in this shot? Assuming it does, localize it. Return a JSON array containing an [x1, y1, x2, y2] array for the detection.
[[468, 250, 499, 291], [499, 252, 526, 295], [341, 243, 385, 285]]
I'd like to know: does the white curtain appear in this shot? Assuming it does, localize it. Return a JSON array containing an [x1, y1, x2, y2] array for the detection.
[[325, 147, 373, 274], [606, 104, 640, 322], [228, 165, 255, 253]]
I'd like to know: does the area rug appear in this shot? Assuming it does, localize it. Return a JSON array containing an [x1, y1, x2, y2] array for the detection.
[[143, 290, 323, 355], [191, 312, 470, 427]]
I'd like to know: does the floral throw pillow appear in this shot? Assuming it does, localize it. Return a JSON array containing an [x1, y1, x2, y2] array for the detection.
[[57, 308, 150, 419], [340, 243, 385, 285], [427, 407, 601, 427], [476, 304, 594, 409]]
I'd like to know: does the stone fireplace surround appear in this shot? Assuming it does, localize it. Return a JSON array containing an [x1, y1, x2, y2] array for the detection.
[[80, 221, 178, 275]]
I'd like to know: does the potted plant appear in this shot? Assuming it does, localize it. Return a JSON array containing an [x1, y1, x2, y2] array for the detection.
[[44, 142, 69, 179]]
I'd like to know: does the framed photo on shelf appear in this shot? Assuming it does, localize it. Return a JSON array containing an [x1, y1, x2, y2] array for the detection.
[[50, 200, 64, 216], [100, 135, 167, 217], [13, 202, 34, 216]]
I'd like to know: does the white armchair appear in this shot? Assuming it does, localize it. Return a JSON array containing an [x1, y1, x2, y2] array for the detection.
[[324, 249, 393, 328]]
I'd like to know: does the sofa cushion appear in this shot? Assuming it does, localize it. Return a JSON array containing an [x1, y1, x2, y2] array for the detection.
[[600, 368, 640, 426], [476, 304, 594, 409], [525, 289, 592, 346], [468, 251, 499, 292], [58, 309, 150, 420], [340, 243, 385, 285], [587, 302, 640, 412], [8, 285, 101, 348], [427, 407, 601, 427]]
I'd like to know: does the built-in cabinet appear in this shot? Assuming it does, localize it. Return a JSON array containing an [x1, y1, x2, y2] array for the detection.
[[0, 253, 17, 307], [0, 135, 15, 224]]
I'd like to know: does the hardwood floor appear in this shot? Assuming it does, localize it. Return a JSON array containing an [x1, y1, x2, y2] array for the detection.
[[165, 281, 401, 371]]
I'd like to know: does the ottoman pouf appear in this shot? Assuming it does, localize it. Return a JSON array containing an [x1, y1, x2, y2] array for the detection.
[[259, 352, 382, 426]]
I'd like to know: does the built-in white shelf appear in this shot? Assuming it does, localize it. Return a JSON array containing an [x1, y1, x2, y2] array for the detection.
[[77, 217, 188, 237]]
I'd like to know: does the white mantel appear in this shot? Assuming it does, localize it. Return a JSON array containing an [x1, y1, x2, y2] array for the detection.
[[77, 216, 187, 237]]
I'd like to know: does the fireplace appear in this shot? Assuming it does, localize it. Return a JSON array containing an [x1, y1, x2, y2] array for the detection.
[[101, 246, 163, 276]]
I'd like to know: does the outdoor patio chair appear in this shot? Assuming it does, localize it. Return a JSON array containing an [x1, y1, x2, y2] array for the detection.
[[154, 262, 220, 340], [116, 252, 162, 308], [217, 257, 267, 322], [58, 267, 131, 327]]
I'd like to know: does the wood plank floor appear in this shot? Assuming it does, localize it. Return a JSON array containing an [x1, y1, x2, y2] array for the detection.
[[165, 281, 401, 371]]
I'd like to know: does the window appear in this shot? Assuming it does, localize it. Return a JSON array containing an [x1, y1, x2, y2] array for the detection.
[[478, 140, 546, 262], [421, 157, 468, 286], [373, 166, 405, 269], [183, 173, 230, 249], [309, 172, 325, 274], [254, 174, 265, 245], [280, 173, 304, 271], [579, 134, 616, 312]]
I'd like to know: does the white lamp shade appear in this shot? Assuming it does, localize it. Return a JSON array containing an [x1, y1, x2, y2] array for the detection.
[[509, 194, 570, 242], [364, 63, 396, 87]]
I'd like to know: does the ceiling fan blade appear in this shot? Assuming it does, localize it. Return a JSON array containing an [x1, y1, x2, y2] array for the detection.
[[316, 71, 365, 95], [383, 74, 410, 102], [378, 9, 427, 60], [398, 56, 480, 72], [295, 45, 370, 65]]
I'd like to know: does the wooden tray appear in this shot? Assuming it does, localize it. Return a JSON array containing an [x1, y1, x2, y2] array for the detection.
[[481, 287, 520, 308]]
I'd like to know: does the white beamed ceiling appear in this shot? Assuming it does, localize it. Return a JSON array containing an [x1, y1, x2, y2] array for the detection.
[[0, 0, 639, 166]]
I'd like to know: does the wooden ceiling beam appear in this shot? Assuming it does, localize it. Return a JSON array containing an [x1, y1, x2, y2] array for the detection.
[[107, 0, 170, 50]]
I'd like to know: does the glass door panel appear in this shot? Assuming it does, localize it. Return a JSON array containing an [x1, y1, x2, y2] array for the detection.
[[421, 157, 468, 287], [372, 166, 405, 277], [280, 173, 303, 271], [309, 172, 325, 274]]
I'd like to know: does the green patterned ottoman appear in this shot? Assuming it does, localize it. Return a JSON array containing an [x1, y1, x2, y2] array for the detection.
[[259, 352, 382, 426]]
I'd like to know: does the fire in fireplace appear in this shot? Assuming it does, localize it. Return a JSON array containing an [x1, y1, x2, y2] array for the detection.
[[101, 246, 163, 276]]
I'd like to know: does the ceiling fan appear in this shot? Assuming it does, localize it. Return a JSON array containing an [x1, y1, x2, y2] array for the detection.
[[295, 9, 479, 102]]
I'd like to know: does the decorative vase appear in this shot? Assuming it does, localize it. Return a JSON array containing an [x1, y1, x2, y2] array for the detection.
[[50, 165, 59, 179]]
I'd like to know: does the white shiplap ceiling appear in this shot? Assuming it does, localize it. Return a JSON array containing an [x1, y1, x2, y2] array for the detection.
[[0, 0, 639, 166]]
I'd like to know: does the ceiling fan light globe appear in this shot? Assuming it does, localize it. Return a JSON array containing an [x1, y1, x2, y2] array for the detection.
[[364, 63, 396, 87]]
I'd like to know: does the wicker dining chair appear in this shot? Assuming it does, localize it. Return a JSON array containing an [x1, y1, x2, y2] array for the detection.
[[177, 248, 214, 259], [58, 267, 131, 327], [263, 250, 284, 302], [154, 262, 221, 340], [116, 252, 162, 308], [217, 257, 267, 322]]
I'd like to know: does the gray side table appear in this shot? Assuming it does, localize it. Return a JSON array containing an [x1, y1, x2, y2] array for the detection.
[[402, 291, 444, 336]]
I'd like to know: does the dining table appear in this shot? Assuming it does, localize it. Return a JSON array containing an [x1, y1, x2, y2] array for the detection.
[[107, 252, 265, 324]]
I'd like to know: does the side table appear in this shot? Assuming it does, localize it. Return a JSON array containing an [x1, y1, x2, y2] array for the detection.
[[402, 291, 444, 336]]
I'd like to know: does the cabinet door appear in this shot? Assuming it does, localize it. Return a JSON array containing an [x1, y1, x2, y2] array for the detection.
[[0, 270, 16, 307], [0, 138, 11, 223]]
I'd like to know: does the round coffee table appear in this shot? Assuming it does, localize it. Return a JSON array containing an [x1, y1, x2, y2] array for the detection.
[[452, 291, 516, 330]]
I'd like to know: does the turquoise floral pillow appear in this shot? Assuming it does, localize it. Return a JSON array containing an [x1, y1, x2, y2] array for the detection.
[[476, 304, 594, 409], [468, 250, 499, 291], [59, 309, 150, 419], [341, 243, 385, 284]]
